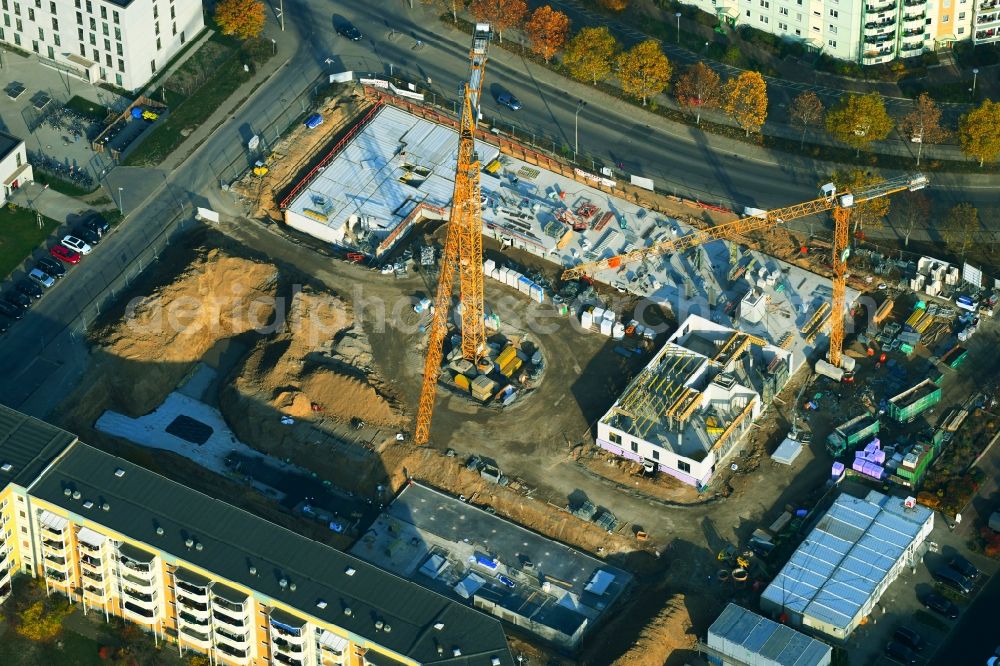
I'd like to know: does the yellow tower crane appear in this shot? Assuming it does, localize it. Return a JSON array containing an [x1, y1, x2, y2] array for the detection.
[[414, 23, 492, 446], [563, 173, 928, 368]]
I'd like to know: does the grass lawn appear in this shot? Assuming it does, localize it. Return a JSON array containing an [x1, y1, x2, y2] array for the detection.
[[0, 206, 60, 278], [0, 625, 105, 666], [64, 95, 111, 123], [123, 35, 273, 166]]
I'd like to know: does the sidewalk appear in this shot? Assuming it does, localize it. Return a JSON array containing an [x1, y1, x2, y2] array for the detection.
[[10, 181, 89, 222]]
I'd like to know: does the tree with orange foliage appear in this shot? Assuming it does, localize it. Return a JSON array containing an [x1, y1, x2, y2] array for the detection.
[[599, 0, 629, 9], [214, 0, 266, 40], [470, 0, 528, 43], [525, 6, 570, 62], [674, 62, 719, 125], [722, 71, 768, 136], [615, 40, 672, 106]]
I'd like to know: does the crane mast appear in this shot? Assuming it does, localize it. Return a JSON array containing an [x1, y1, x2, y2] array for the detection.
[[414, 23, 491, 446]]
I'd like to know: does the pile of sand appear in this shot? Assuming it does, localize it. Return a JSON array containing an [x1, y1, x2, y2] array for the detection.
[[229, 288, 402, 428], [609, 594, 695, 666], [96, 248, 278, 415]]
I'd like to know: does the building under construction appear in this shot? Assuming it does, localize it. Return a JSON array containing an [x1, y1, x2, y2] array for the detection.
[[596, 315, 794, 487]]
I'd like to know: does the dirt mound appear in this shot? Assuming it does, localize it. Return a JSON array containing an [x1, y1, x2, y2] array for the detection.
[[609, 594, 695, 666], [95, 248, 278, 415], [228, 288, 403, 429]]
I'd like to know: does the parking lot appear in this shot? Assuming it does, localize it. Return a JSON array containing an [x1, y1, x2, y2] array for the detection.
[[0, 47, 128, 181], [844, 518, 997, 666]]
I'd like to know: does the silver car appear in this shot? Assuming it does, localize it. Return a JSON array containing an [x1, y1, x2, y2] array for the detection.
[[61, 235, 92, 255], [28, 268, 55, 288]]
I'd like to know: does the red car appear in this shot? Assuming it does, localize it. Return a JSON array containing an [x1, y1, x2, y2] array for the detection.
[[50, 244, 81, 264]]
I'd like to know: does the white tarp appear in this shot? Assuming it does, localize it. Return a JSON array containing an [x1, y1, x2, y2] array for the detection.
[[195, 207, 219, 223], [329, 71, 354, 84], [772, 437, 804, 465], [418, 553, 448, 580], [630, 175, 655, 191], [454, 572, 486, 599], [583, 569, 615, 595]]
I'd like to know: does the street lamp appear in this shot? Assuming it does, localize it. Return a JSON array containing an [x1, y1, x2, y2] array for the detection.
[[118, 187, 125, 215], [271, 38, 276, 56], [675, 12, 682, 44], [972, 67, 980, 98], [574, 100, 587, 156]]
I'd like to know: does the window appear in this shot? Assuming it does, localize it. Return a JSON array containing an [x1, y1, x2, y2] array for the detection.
[[829, 24, 837, 32], [828, 39, 838, 46], [154, 21, 159, 35], [761, 14, 769, 22], [101, 21, 106, 34], [169, 5, 174, 17], [115, 72, 121, 85], [99, 5, 105, 18], [46, 44, 52, 58], [112, 9, 118, 23], [830, 8, 839, 16], [78, 42, 84, 55], [746, 9, 751, 16], [959, 11, 966, 18], [943, 0, 950, 6], [51, 31, 56, 44], [171, 21, 175, 34], [179, 30, 184, 43], [3, 16, 8, 27], [50, 16, 55, 28], [88, 31, 94, 44], [608, 432, 621, 445], [36, 25, 41, 38], [84, 0, 90, 12], [102, 37, 108, 50], [12, 2, 18, 15], [76, 26, 82, 39], [1, 0, 6, 10], [759, 0, 768, 6], [48, 0, 53, 12], [155, 36, 160, 49], [113, 26, 118, 38], [31, 38, 37, 52], [958, 26, 964, 32], [812, 24, 820, 30], [88, 15, 94, 29], [630, 441, 639, 453], [942, 14, 949, 21], [104, 53, 109, 66], [780, 7, 788, 14], [75, 10, 80, 23], [91, 46, 97, 60], [15, 17, 20, 30], [117, 56, 123, 71], [74, 0, 78, 6], [14, 153, 21, 167], [26, 7, 31, 20], [677, 460, 691, 474], [115, 42, 120, 54], [651, 450, 659, 460], [797, 12, 802, 19], [152, 5, 157, 17]]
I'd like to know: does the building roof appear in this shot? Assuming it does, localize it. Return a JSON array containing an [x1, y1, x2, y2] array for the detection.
[[708, 603, 831, 666], [760, 491, 933, 633], [0, 130, 21, 161], [29, 442, 514, 665], [0, 403, 76, 489]]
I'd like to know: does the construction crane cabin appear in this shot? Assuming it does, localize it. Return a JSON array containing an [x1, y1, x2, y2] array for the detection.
[[414, 23, 492, 446], [561, 173, 928, 374]]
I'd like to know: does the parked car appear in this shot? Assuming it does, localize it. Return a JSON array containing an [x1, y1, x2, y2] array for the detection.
[[933, 566, 974, 594], [497, 91, 522, 111], [50, 244, 82, 264], [304, 113, 323, 129], [949, 554, 979, 580], [0, 315, 10, 333], [74, 226, 101, 246], [892, 626, 925, 651], [335, 20, 362, 40], [6, 290, 31, 309], [61, 235, 92, 255], [885, 641, 919, 665], [83, 214, 109, 236], [16, 279, 43, 300], [0, 300, 23, 320], [28, 268, 55, 289], [36, 256, 66, 278], [921, 591, 959, 619]]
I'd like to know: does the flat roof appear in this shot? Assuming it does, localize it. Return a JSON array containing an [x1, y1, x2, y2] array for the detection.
[[0, 130, 21, 161], [708, 603, 831, 666], [0, 403, 76, 489], [761, 491, 933, 633], [29, 442, 513, 665], [351, 482, 630, 644]]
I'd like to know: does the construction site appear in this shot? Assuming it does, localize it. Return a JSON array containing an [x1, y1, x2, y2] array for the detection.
[[43, 20, 1000, 666]]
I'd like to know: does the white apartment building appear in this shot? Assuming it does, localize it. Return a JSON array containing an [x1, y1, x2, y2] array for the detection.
[[0, 0, 204, 91], [974, 0, 1000, 43], [0, 131, 32, 206], [686, 0, 972, 63]]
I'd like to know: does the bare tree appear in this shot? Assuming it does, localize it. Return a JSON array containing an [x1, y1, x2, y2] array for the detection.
[[890, 190, 930, 248]]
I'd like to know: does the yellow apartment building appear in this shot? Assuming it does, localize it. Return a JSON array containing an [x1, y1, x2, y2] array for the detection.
[[0, 405, 513, 666]]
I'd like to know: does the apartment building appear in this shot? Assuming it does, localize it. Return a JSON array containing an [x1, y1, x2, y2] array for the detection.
[[0, 0, 204, 91], [0, 405, 514, 666], [974, 0, 1000, 43], [687, 0, 972, 64], [0, 131, 32, 206]]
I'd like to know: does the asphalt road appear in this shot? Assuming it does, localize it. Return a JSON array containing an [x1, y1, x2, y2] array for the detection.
[[320, 1, 998, 217]]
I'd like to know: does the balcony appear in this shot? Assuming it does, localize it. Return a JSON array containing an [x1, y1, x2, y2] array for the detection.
[[212, 595, 248, 616], [273, 636, 304, 654], [976, 26, 1000, 40], [903, 11, 926, 22], [80, 554, 102, 570], [118, 558, 153, 576], [978, 0, 999, 10], [44, 554, 70, 570], [44, 568, 69, 583], [213, 609, 248, 632], [214, 641, 249, 662], [122, 600, 158, 624], [82, 569, 104, 583], [122, 586, 156, 604], [83, 585, 107, 601], [215, 626, 250, 649], [0, 582, 12, 601], [179, 624, 211, 649], [866, 1, 897, 12], [177, 595, 210, 613], [978, 11, 1000, 24], [41, 524, 65, 539], [864, 33, 896, 44], [176, 580, 210, 599], [120, 571, 155, 590], [273, 654, 303, 666], [41, 538, 65, 552], [78, 541, 102, 554], [179, 610, 211, 627]]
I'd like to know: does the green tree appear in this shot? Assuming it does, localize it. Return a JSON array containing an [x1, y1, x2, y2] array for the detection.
[[830, 169, 890, 233], [898, 93, 947, 167], [825, 93, 894, 157], [940, 202, 979, 259], [563, 27, 618, 85], [674, 62, 720, 125], [958, 99, 1000, 167], [789, 91, 824, 149], [214, 0, 266, 40], [722, 71, 768, 137], [616, 40, 672, 106]]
